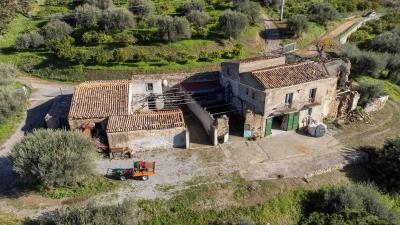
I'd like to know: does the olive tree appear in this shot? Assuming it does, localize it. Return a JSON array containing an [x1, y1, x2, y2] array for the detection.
[[155, 16, 191, 42], [11, 129, 97, 188], [0, 63, 20, 85], [287, 14, 308, 37], [369, 30, 400, 54], [74, 3, 101, 29], [42, 20, 73, 41], [218, 10, 248, 39], [186, 10, 209, 28], [234, 0, 262, 25], [308, 3, 339, 26], [15, 31, 44, 51], [100, 8, 135, 32], [128, 0, 155, 18], [369, 137, 400, 192], [178, 0, 205, 15]]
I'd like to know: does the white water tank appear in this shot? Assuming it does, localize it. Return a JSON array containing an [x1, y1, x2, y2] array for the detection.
[[308, 122, 327, 137]]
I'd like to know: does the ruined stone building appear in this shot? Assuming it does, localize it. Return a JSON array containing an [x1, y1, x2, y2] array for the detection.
[[68, 79, 188, 154], [220, 55, 348, 137]]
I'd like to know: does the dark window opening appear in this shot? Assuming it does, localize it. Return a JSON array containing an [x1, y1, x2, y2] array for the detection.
[[251, 92, 255, 99], [146, 83, 154, 91], [285, 93, 294, 108], [309, 88, 317, 103]]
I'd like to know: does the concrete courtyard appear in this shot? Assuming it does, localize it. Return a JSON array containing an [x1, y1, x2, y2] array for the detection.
[[221, 131, 367, 180]]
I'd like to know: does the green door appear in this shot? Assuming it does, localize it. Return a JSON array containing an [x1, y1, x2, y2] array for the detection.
[[287, 112, 299, 130], [265, 117, 273, 136], [292, 112, 299, 130]]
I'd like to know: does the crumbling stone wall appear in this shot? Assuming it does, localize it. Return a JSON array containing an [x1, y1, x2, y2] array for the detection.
[[244, 110, 265, 138], [328, 91, 360, 119], [364, 95, 389, 113]]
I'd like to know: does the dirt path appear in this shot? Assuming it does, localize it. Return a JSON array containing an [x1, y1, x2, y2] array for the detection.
[[0, 77, 74, 191], [263, 15, 282, 54], [297, 17, 362, 57]]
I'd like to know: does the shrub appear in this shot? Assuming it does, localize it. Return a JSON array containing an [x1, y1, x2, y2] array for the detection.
[[74, 3, 101, 29], [348, 29, 372, 43], [48, 36, 77, 60], [0, 86, 27, 124], [15, 32, 44, 51], [15, 33, 31, 51], [93, 48, 112, 64], [114, 32, 137, 45], [82, 31, 99, 45], [100, 8, 135, 32], [356, 81, 388, 107], [11, 129, 97, 188], [29, 31, 45, 48], [307, 3, 339, 25], [369, 30, 400, 54], [234, 0, 262, 25], [113, 48, 129, 63], [155, 16, 191, 42], [263, 0, 279, 9], [287, 14, 308, 37], [42, 20, 73, 41], [218, 10, 248, 39], [302, 183, 400, 224], [186, 10, 209, 28], [0, 63, 20, 85], [84, 0, 112, 10], [75, 49, 92, 64], [128, 0, 155, 18], [53, 201, 133, 225], [178, 0, 205, 15], [369, 137, 400, 193]]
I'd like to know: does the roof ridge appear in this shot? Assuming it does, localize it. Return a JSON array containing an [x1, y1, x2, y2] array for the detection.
[[78, 80, 131, 87], [252, 61, 315, 74]]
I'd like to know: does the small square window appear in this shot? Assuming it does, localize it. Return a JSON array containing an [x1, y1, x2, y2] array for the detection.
[[146, 83, 154, 91]]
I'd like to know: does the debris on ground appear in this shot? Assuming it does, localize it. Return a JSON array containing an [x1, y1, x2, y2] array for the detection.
[[346, 108, 372, 124]]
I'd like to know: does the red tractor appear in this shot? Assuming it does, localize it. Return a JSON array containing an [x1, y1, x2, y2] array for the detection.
[[108, 161, 156, 181]]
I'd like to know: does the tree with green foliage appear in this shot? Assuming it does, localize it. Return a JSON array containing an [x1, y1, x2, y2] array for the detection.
[[0, 63, 27, 124], [11, 129, 97, 188], [307, 3, 339, 26], [218, 10, 248, 39], [75, 49, 92, 64], [287, 14, 308, 37], [93, 48, 112, 64], [42, 20, 73, 41], [369, 30, 400, 54], [84, 0, 112, 10], [301, 183, 400, 224], [186, 10, 209, 29], [100, 8, 135, 32], [113, 48, 130, 63], [155, 16, 191, 42], [53, 201, 133, 225], [114, 32, 137, 45], [15, 32, 44, 51], [74, 3, 101, 29], [233, 0, 262, 25], [0, 0, 17, 34], [356, 81, 388, 107], [178, 0, 205, 15], [128, 0, 155, 18], [369, 137, 400, 193], [263, 0, 279, 9]]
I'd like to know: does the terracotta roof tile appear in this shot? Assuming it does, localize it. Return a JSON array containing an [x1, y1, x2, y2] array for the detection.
[[69, 80, 130, 119], [107, 109, 185, 133], [251, 61, 329, 89]]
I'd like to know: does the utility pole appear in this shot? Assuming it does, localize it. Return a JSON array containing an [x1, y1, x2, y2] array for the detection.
[[280, 0, 285, 21]]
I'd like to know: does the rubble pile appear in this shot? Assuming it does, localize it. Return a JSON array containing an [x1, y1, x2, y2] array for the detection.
[[346, 108, 372, 124]]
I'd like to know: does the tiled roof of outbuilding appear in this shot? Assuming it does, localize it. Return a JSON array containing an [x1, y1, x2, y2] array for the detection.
[[107, 109, 185, 133], [251, 61, 330, 89], [69, 80, 130, 119]]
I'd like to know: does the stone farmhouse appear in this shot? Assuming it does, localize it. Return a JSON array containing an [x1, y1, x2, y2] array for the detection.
[[68, 79, 189, 156], [219, 55, 355, 138]]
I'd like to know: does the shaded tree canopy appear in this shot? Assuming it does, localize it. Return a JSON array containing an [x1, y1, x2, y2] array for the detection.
[[218, 9, 248, 39]]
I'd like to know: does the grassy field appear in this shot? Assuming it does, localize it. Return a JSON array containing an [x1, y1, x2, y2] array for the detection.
[[0, 110, 25, 145]]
